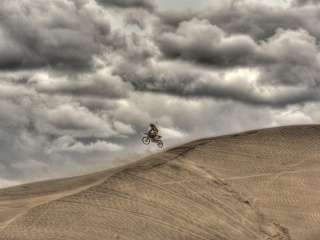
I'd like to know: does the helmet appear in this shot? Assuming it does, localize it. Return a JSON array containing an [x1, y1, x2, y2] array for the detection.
[[150, 123, 156, 128]]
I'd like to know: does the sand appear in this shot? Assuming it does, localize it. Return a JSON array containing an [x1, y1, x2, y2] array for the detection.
[[1, 125, 318, 239]]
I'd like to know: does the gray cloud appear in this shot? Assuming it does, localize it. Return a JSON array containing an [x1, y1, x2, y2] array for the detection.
[[49, 135, 123, 154], [115, 59, 320, 107], [156, 18, 258, 67], [125, 10, 149, 29], [95, 0, 156, 11], [293, 0, 320, 6], [0, 0, 111, 70], [0, 89, 132, 183], [157, 2, 320, 42], [30, 72, 132, 99], [156, 12, 320, 70], [152, 16, 320, 101], [257, 28, 320, 86]]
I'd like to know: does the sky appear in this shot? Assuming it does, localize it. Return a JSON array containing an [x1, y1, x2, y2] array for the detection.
[[1, 0, 320, 187]]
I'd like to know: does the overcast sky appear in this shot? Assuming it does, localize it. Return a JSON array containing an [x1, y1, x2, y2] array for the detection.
[[0, 0, 320, 188]]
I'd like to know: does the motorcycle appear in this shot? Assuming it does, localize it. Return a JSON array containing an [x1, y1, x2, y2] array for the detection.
[[141, 132, 164, 148]]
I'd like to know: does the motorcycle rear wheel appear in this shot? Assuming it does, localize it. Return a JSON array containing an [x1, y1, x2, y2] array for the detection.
[[157, 140, 164, 148]]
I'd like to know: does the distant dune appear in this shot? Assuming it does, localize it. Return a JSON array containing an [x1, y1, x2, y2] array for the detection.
[[3, 125, 320, 240]]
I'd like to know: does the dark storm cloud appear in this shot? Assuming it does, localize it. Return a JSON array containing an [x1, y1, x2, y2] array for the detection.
[[115, 59, 320, 107], [201, 6, 307, 41], [0, 0, 111, 70], [157, 3, 320, 41], [153, 13, 320, 91], [95, 0, 156, 11], [293, 0, 320, 6], [156, 18, 258, 67]]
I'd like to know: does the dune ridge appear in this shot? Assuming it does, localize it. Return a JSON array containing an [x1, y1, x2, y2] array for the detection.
[[2, 125, 318, 239]]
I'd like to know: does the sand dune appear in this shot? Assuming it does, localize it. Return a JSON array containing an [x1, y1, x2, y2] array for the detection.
[[0, 168, 118, 232], [2, 125, 319, 239]]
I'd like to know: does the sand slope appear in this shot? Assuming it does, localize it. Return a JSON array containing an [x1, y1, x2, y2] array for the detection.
[[2, 126, 317, 239], [0, 167, 119, 232], [193, 125, 320, 240]]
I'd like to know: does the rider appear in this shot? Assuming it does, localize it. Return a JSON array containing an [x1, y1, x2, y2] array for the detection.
[[148, 123, 159, 139]]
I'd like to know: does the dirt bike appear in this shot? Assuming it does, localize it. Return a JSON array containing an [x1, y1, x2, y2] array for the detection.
[[141, 133, 164, 148]]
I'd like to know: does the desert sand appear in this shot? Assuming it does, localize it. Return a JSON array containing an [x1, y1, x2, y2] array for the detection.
[[1, 125, 319, 239]]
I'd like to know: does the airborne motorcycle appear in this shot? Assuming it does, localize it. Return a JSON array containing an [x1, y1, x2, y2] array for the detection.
[[141, 133, 164, 148]]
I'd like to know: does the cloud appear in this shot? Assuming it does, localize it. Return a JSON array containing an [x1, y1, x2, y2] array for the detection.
[[123, 91, 275, 138], [156, 18, 258, 67], [0, 178, 20, 188], [0, 92, 131, 183], [157, 2, 320, 41], [160, 127, 187, 140], [116, 57, 320, 107], [30, 71, 132, 99], [125, 10, 149, 29], [152, 17, 320, 105], [49, 135, 123, 154], [272, 108, 313, 126], [95, 0, 156, 11], [293, 0, 320, 6], [34, 103, 117, 138], [113, 121, 136, 135], [0, 0, 111, 70], [258, 29, 320, 86], [156, 18, 320, 71]]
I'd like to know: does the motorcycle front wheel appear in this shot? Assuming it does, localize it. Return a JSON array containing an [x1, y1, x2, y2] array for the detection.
[[142, 136, 151, 145]]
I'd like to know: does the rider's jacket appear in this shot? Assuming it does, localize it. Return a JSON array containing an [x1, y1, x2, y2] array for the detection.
[[148, 127, 159, 138]]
